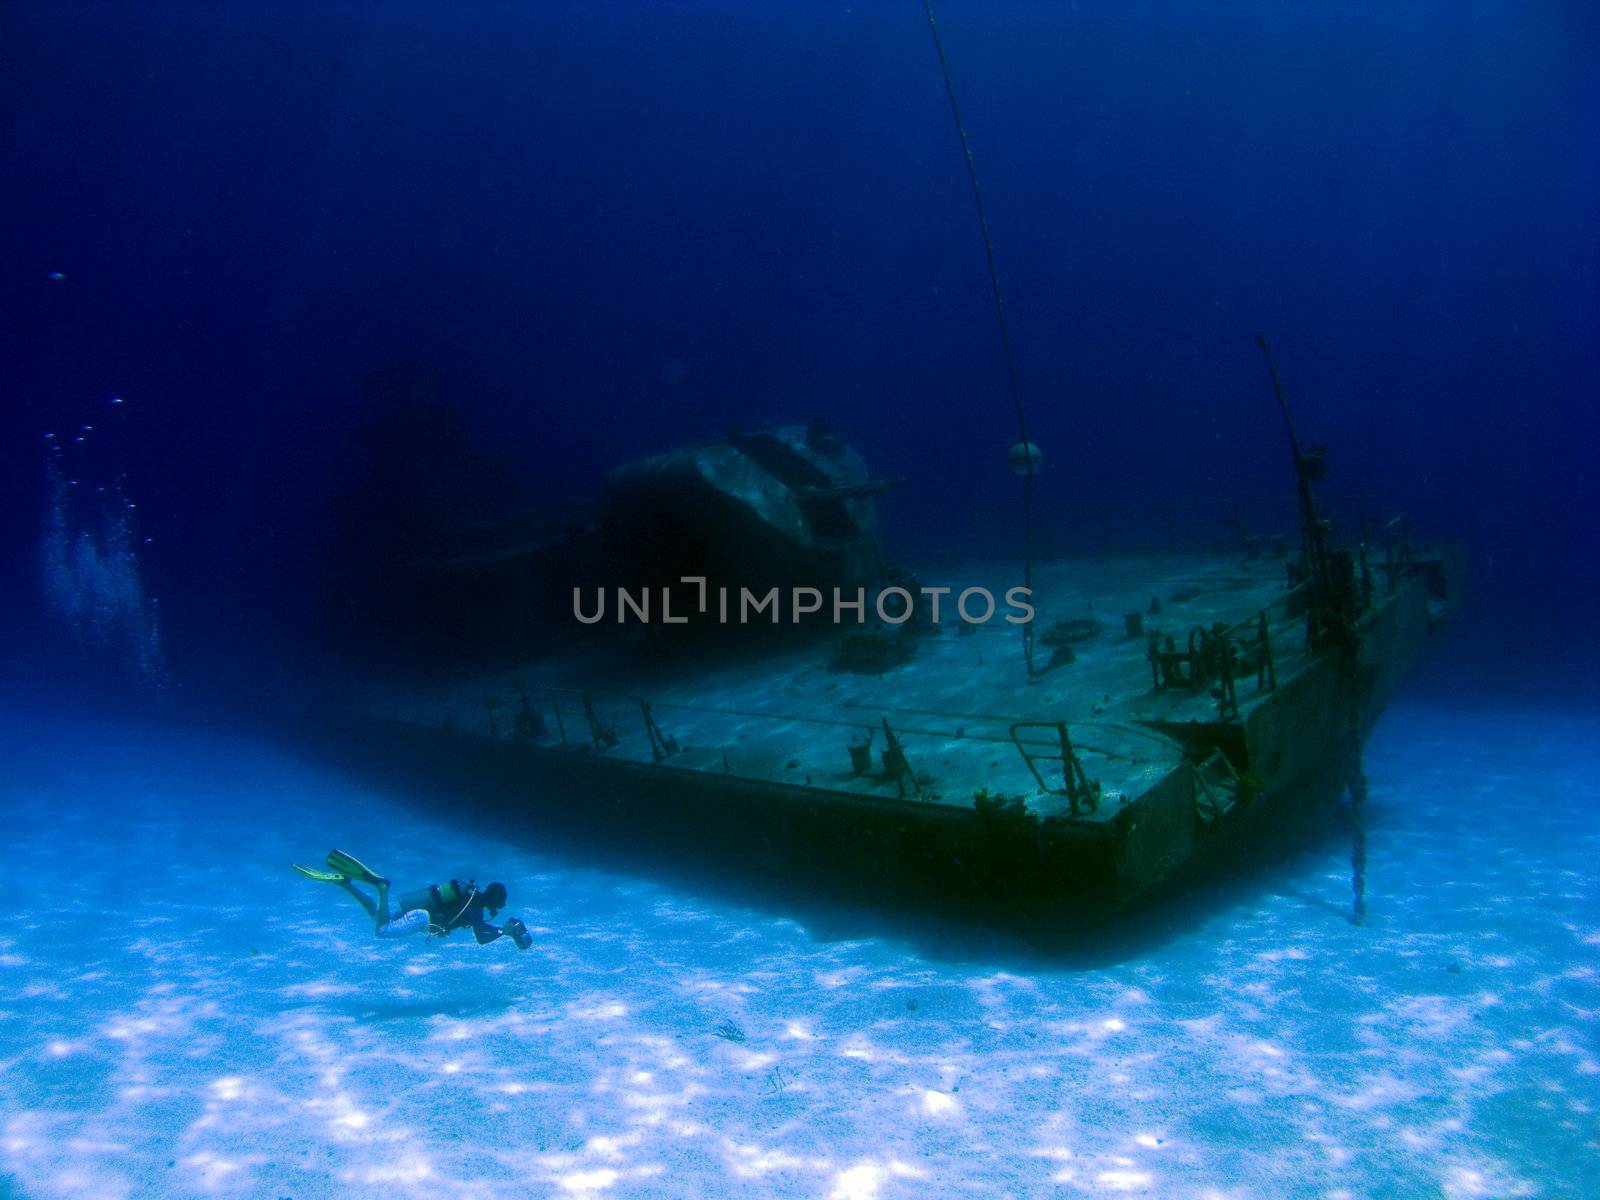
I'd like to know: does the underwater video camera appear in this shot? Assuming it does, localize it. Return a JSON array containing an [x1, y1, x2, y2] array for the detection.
[[503, 917, 532, 950]]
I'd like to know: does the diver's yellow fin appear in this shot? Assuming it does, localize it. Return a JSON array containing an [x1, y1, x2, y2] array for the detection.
[[325, 849, 385, 885], [293, 863, 346, 883]]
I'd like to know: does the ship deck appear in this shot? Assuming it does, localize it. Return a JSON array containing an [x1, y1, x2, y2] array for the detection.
[[364, 554, 1312, 822]]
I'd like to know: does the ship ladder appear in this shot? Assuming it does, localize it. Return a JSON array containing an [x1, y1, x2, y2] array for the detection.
[[1191, 748, 1244, 828], [1009, 721, 1100, 817]]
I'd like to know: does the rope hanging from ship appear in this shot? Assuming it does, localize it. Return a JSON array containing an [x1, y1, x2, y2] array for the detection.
[[1256, 333, 1371, 926], [922, 0, 1038, 678]]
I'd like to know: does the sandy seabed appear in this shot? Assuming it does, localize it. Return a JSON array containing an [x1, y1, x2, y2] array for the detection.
[[1, 699, 1595, 1200]]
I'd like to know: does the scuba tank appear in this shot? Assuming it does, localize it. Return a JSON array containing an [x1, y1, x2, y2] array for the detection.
[[394, 879, 479, 934]]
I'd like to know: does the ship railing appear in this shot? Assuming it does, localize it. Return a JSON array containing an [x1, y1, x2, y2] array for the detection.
[[1150, 564, 1392, 717], [1148, 597, 1296, 717], [540, 686, 619, 751], [465, 681, 1175, 815]]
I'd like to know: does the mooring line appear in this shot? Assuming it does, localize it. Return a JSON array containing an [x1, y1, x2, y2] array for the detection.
[[923, 0, 1037, 677]]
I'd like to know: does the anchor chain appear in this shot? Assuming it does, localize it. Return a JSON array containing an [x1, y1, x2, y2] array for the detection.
[[1255, 332, 1372, 924], [1330, 591, 1370, 926], [1347, 750, 1370, 926]]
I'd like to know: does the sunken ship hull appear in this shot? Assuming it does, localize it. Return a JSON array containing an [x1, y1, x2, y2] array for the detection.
[[296, 508, 1461, 937]]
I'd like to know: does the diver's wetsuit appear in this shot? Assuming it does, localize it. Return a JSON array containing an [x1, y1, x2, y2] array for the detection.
[[379, 880, 507, 944]]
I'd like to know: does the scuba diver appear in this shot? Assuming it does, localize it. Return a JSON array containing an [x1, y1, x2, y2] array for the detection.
[[294, 849, 533, 949]]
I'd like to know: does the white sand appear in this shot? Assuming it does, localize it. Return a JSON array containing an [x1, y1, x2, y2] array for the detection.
[[1, 700, 1595, 1199]]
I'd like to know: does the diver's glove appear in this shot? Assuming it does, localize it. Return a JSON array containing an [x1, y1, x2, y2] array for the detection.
[[503, 917, 533, 950]]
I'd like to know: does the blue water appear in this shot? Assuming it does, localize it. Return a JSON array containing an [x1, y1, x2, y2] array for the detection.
[[2, 3, 1597, 1196], [2, 2, 1595, 695], [2, 699, 1595, 1198]]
